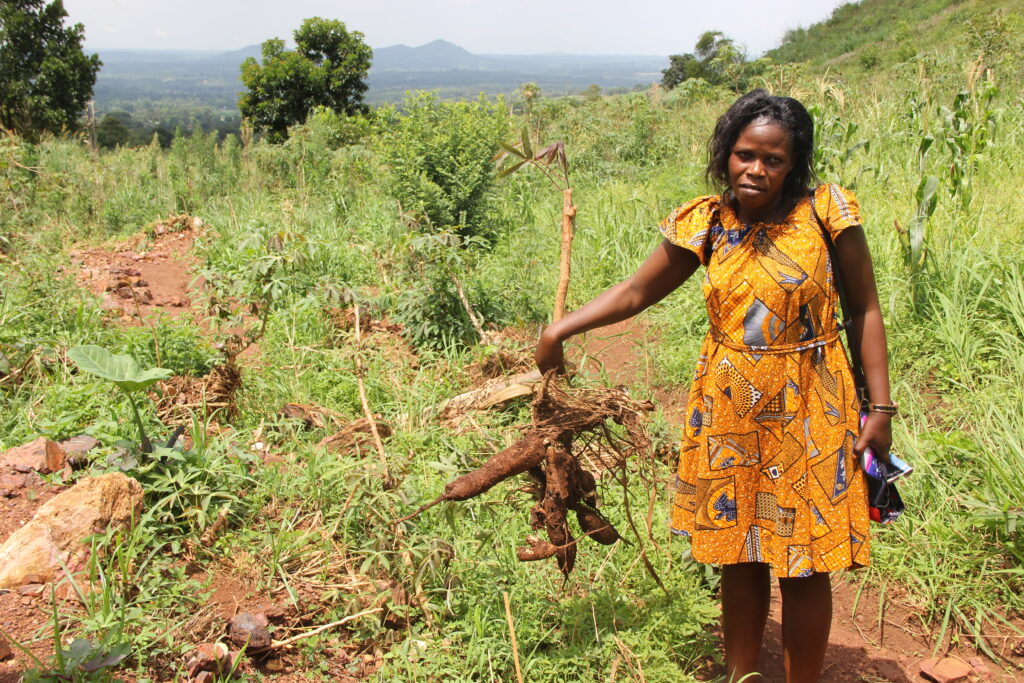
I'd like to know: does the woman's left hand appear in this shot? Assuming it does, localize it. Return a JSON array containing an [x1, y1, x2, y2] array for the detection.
[[853, 412, 893, 464]]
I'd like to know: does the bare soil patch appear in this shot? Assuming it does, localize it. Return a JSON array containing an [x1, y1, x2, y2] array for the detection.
[[575, 318, 689, 425], [72, 219, 203, 323]]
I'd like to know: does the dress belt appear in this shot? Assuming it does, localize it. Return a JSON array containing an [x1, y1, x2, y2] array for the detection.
[[709, 327, 841, 355]]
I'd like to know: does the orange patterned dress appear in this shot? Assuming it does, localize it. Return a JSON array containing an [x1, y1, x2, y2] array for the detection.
[[659, 184, 870, 577]]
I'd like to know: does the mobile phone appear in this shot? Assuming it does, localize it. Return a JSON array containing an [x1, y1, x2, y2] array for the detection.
[[885, 453, 913, 482], [861, 447, 912, 483]]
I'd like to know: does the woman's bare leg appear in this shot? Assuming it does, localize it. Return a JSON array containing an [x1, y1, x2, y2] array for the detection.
[[778, 572, 832, 683], [721, 562, 771, 681]]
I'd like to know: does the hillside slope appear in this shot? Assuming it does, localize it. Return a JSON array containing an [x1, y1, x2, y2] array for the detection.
[[768, 0, 1023, 81]]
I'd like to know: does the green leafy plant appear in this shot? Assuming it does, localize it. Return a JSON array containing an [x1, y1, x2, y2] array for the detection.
[[378, 92, 509, 238], [2, 592, 130, 682], [67, 345, 171, 453]]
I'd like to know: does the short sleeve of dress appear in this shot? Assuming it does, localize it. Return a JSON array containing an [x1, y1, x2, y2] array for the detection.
[[658, 195, 719, 266], [813, 184, 862, 241]]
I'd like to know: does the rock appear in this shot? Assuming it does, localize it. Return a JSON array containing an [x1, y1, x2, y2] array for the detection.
[[185, 642, 231, 677], [919, 656, 973, 683], [265, 657, 284, 672], [135, 279, 148, 287], [17, 584, 44, 597], [100, 293, 123, 312], [968, 656, 992, 679], [1, 437, 66, 473], [0, 634, 11, 660], [116, 285, 134, 299], [260, 604, 288, 623], [228, 612, 272, 649], [0, 473, 27, 496], [58, 435, 99, 467], [0, 473, 143, 588], [193, 672, 214, 683]]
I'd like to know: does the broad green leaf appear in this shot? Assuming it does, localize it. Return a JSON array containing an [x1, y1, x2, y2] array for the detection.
[[915, 175, 939, 219], [68, 345, 172, 393]]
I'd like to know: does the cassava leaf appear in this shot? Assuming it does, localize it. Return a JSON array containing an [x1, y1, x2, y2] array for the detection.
[[497, 158, 530, 178], [520, 125, 532, 158], [497, 140, 527, 159]]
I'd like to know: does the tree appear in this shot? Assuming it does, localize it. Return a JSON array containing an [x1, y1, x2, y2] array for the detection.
[[661, 30, 751, 91], [239, 17, 372, 142], [660, 53, 702, 90], [96, 112, 131, 148], [0, 0, 101, 140]]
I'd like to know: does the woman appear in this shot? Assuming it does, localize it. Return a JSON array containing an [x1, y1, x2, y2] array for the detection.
[[535, 90, 895, 682]]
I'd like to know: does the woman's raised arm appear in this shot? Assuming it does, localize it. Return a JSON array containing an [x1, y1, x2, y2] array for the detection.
[[535, 239, 700, 372]]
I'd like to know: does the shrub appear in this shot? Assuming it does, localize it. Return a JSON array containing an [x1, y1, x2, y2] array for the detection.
[[378, 92, 509, 239]]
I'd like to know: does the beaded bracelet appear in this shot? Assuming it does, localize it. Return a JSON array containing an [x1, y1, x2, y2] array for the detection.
[[869, 403, 898, 416]]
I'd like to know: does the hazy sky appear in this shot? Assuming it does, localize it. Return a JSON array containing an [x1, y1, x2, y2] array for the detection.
[[63, 0, 848, 56]]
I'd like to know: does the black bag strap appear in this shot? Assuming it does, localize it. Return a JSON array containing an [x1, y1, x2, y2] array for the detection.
[[808, 186, 870, 407]]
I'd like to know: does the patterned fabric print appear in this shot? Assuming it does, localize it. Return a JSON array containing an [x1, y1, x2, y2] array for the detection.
[[659, 184, 871, 578]]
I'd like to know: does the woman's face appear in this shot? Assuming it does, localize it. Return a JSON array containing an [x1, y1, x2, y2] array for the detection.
[[728, 118, 795, 220]]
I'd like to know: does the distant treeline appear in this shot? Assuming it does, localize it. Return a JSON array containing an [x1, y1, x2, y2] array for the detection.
[[95, 102, 242, 148]]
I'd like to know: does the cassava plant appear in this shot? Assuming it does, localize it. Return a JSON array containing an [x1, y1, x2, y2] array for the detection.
[[494, 128, 575, 322]]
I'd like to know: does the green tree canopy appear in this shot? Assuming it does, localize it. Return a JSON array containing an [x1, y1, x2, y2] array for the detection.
[[239, 17, 372, 142], [0, 0, 101, 140], [661, 30, 758, 91]]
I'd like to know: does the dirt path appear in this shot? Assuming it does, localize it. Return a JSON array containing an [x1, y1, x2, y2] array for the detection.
[[72, 221, 202, 322], [577, 317, 1023, 681]]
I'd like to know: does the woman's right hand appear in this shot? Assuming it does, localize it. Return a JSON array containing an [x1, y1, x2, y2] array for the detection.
[[535, 325, 566, 374]]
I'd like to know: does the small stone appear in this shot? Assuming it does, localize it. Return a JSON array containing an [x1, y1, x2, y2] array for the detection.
[[0, 473, 27, 497], [59, 435, 99, 464], [1, 437, 66, 473], [260, 604, 288, 623], [17, 583, 44, 597], [919, 656, 973, 683], [228, 612, 272, 649], [100, 293, 123, 312], [20, 596, 31, 605], [0, 635, 11, 660], [186, 642, 230, 676], [193, 672, 213, 683], [116, 285, 133, 299], [265, 657, 284, 672]]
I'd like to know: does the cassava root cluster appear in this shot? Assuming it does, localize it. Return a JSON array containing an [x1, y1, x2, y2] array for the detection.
[[396, 375, 653, 577]]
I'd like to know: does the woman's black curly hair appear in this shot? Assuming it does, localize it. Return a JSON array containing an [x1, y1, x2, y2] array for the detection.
[[706, 89, 817, 205]]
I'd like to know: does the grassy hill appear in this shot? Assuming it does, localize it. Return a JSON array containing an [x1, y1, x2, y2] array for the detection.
[[768, 0, 1024, 80]]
